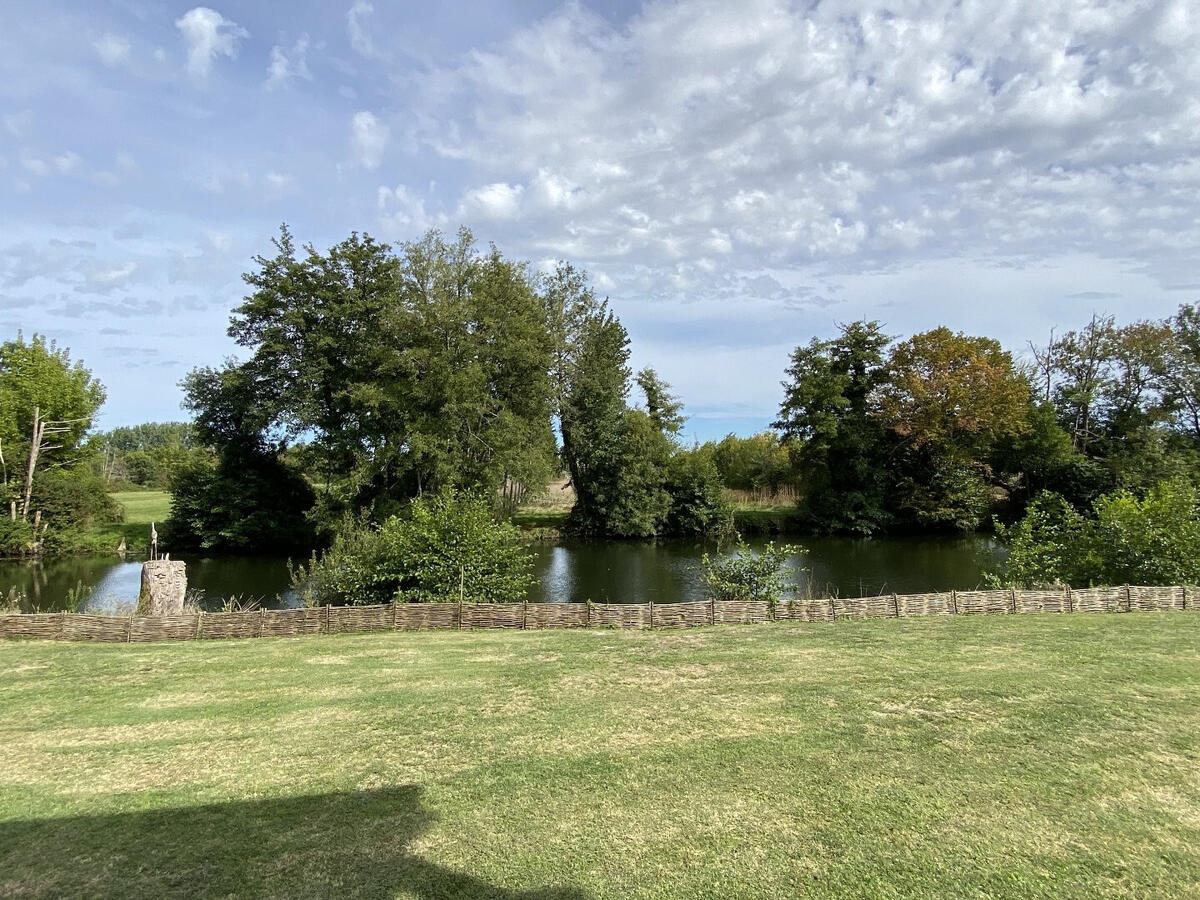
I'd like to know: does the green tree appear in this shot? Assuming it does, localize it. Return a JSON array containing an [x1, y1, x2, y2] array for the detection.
[[0, 333, 106, 527], [878, 327, 1031, 530], [706, 432, 791, 496], [774, 321, 892, 534], [543, 264, 636, 535], [1159, 303, 1200, 441], [183, 226, 557, 536], [635, 367, 685, 436]]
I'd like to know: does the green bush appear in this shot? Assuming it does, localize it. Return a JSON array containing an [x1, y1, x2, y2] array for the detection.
[[993, 478, 1200, 587], [293, 490, 534, 606], [701, 539, 802, 612]]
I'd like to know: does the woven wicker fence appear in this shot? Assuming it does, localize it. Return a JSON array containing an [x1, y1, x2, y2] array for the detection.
[[1, 584, 1195, 644]]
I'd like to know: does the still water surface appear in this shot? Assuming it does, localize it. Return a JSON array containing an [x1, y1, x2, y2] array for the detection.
[[2, 535, 1004, 614]]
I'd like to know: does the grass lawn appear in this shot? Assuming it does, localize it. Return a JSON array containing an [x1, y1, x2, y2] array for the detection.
[[77, 490, 172, 555], [2, 615, 1198, 898]]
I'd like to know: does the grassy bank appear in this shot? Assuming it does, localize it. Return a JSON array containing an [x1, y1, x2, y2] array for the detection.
[[2, 614, 1198, 898], [74, 489, 172, 555]]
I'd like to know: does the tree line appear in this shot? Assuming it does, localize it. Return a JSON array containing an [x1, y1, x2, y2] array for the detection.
[[169, 226, 730, 553], [3, 223, 1200, 592]]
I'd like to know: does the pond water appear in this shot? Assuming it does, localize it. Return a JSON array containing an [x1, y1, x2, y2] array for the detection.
[[1, 534, 1005, 614]]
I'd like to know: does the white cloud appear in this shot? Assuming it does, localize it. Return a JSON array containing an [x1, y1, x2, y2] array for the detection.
[[377, 184, 436, 234], [350, 110, 389, 169], [407, 0, 1200, 298], [175, 7, 247, 77], [459, 182, 524, 221], [94, 33, 131, 66], [265, 34, 311, 89], [347, 1, 376, 58], [53, 151, 81, 173]]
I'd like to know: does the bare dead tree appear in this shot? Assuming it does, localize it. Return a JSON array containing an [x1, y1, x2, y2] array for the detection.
[[20, 406, 89, 521]]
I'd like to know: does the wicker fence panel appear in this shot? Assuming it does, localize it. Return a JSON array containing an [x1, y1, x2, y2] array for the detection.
[[590, 603, 650, 628], [0, 613, 62, 639], [896, 592, 954, 616], [525, 602, 588, 628], [651, 600, 711, 628], [393, 603, 457, 630], [1128, 585, 1182, 611], [460, 603, 525, 629], [62, 614, 129, 642], [715, 599, 771, 624], [832, 595, 894, 619], [6, 584, 1200, 643], [198, 611, 261, 639], [327, 604, 391, 634], [955, 590, 1013, 615], [260, 608, 325, 637], [787, 600, 835, 622], [1015, 590, 1070, 614], [1071, 587, 1126, 613], [131, 615, 198, 642]]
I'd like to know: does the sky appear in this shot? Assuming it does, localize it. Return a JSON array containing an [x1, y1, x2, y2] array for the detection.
[[2, 0, 1198, 442]]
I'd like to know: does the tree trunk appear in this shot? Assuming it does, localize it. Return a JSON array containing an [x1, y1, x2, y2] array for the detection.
[[21, 407, 43, 522]]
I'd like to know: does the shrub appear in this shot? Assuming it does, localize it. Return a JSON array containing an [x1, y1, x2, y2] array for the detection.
[[293, 490, 534, 606], [992, 478, 1200, 587], [701, 539, 802, 612]]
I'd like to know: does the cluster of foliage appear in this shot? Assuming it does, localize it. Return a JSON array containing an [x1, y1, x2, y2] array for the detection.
[[696, 432, 791, 496], [92, 422, 205, 490], [993, 479, 1200, 587], [0, 334, 114, 556], [291, 491, 533, 606], [173, 226, 728, 549], [773, 307, 1200, 535], [700, 540, 802, 611]]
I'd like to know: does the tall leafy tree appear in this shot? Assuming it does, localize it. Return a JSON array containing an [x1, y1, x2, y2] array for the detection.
[[774, 321, 892, 534], [877, 327, 1032, 530], [181, 226, 558, 540], [0, 334, 105, 521]]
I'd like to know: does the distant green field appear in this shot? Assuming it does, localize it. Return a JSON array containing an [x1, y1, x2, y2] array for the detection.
[[78, 490, 172, 554], [2, 613, 1197, 898]]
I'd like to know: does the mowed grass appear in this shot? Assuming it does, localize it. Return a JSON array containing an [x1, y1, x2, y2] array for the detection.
[[80, 490, 172, 554], [109, 490, 172, 526], [2, 615, 1199, 899]]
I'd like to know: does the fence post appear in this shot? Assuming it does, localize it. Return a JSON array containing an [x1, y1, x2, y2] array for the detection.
[[1009, 588, 1018, 615], [257, 607, 265, 638], [522, 601, 528, 630], [585, 601, 591, 628], [457, 600, 463, 630], [709, 596, 716, 625], [1066, 584, 1073, 613], [126, 615, 133, 643], [1124, 584, 1132, 613], [324, 604, 331, 634], [1184, 586, 1190, 610], [828, 596, 836, 620], [891, 593, 900, 618], [648, 599, 654, 629], [950, 590, 958, 615], [194, 611, 203, 640], [57, 610, 66, 639]]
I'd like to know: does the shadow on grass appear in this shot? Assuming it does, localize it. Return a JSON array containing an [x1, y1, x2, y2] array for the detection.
[[0, 785, 589, 899]]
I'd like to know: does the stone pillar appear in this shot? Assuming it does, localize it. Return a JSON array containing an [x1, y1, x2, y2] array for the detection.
[[138, 560, 187, 616]]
